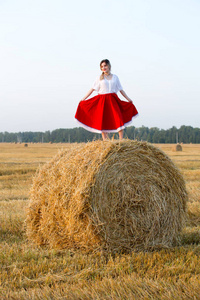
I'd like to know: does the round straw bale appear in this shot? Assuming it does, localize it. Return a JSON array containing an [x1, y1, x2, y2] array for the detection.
[[172, 143, 182, 152], [26, 140, 187, 252], [24, 143, 28, 147]]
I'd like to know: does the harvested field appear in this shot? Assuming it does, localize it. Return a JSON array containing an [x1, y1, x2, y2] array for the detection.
[[0, 142, 200, 299]]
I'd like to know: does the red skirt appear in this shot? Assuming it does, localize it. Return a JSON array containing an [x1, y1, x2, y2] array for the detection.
[[75, 93, 138, 133]]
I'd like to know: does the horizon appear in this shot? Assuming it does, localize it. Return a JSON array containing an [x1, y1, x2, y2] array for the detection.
[[0, 124, 199, 134]]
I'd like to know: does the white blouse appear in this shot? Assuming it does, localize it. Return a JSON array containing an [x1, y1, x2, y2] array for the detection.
[[92, 74, 123, 94]]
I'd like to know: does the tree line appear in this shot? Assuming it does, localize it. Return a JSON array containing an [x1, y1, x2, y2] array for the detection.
[[0, 125, 200, 143]]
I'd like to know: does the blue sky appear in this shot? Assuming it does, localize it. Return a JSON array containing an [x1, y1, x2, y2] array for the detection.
[[0, 0, 199, 132]]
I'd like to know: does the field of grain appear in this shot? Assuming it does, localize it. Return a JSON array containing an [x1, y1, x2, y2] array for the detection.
[[0, 142, 200, 299]]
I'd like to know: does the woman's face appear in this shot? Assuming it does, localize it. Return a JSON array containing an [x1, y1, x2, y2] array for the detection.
[[100, 62, 110, 74]]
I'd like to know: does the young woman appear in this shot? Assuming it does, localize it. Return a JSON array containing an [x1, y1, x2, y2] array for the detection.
[[75, 59, 138, 140]]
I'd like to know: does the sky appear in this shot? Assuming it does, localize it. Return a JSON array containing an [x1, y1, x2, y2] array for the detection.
[[0, 0, 200, 132]]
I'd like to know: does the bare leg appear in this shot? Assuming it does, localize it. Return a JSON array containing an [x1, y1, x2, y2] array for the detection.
[[118, 130, 124, 140], [102, 132, 109, 141], [105, 132, 109, 139]]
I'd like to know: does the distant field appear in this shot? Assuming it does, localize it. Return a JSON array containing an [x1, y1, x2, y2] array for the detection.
[[0, 142, 200, 299]]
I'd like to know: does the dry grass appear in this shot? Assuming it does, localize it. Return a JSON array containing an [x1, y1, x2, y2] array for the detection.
[[0, 142, 200, 299], [1, 245, 200, 299]]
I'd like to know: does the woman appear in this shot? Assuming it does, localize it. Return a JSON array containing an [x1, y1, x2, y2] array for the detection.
[[75, 59, 138, 140]]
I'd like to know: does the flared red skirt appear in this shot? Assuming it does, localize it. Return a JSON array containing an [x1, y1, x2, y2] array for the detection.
[[75, 93, 138, 133]]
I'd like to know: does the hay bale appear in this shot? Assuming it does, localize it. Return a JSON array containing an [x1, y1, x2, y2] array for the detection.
[[24, 143, 28, 147], [26, 140, 187, 252], [172, 143, 182, 152]]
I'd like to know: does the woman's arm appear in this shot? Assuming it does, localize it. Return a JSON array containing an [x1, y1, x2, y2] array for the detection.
[[80, 88, 95, 101], [119, 90, 133, 103]]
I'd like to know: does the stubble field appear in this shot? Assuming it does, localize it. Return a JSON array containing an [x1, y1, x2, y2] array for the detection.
[[0, 142, 200, 299]]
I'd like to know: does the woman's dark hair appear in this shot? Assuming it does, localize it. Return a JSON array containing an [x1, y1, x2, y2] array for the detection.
[[100, 59, 111, 80]]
